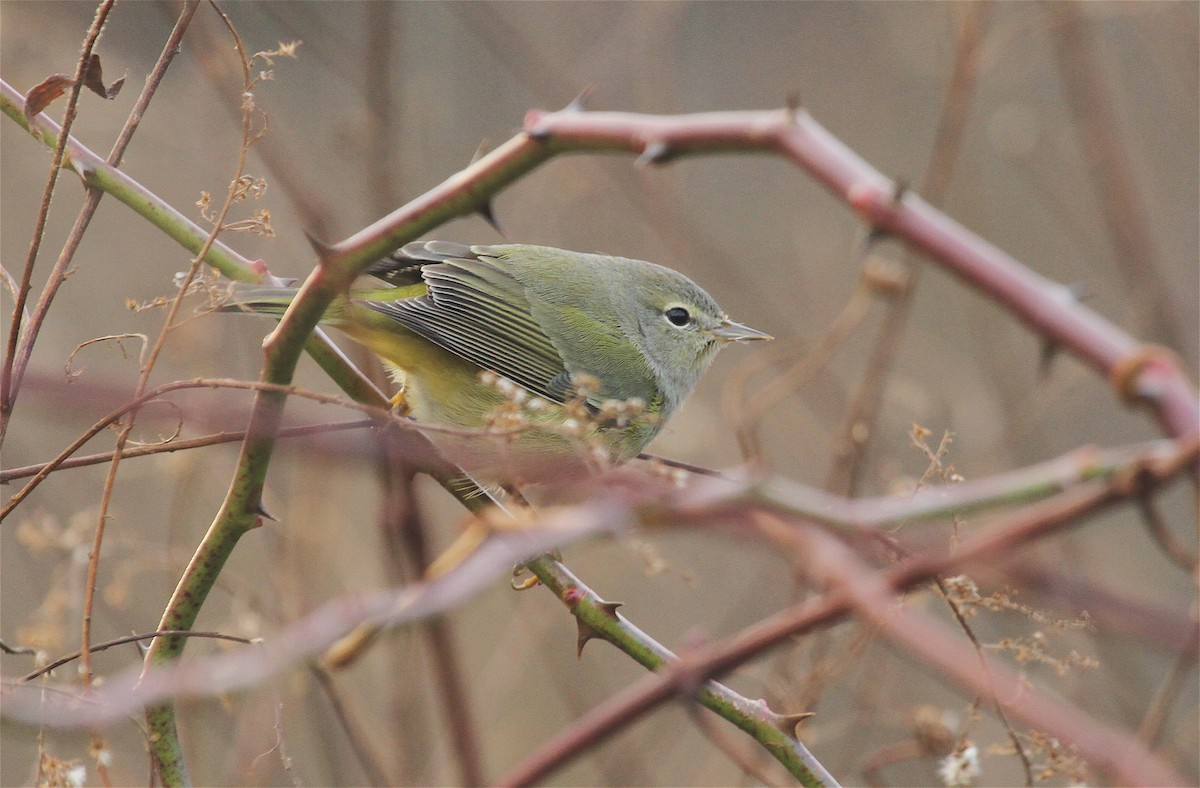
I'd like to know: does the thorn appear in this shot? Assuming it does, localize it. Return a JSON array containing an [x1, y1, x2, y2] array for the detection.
[[785, 90, 802, 115], [597, 600, 623, 619], [891, 179, 910, 204], [70, 154, 95, 185], [254, 501, 278, 522], [576, 619, 601, 658], [476, 200, 503, 235], [1038, 340, 1061, 381], [470, 138, 491, 165], [1039, 283, 1087, 381], [864, 226, 890, 247], [775, 710, 816, 734], [564, 86, 593, 112], [636, 140, 673, 167]]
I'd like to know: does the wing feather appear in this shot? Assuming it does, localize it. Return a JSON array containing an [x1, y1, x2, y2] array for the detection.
[[360, 252, 573, 403]]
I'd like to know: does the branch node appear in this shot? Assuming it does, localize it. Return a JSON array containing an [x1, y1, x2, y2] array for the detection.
[[861, 254, 911, 298], [303, 230, 335, 267], [846, 178, 893, 225], [1108, 344, 1180, 405], [523, 109, 552, 141]]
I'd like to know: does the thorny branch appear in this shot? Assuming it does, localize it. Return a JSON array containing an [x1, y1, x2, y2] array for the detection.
[[2, 47, 1195, 782]]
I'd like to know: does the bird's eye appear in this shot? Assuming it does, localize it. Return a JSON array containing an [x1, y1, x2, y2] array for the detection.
[[664, 306, 691, 327]]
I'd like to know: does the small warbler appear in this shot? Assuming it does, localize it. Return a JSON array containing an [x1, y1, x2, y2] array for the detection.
[[226, 241, 771, 475]]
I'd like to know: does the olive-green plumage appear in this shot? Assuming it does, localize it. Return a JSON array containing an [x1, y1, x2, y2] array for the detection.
[[226, 241, 770, 467]]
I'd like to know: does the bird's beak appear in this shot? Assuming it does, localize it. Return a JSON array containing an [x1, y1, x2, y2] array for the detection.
[[708, 318, 773, 343]]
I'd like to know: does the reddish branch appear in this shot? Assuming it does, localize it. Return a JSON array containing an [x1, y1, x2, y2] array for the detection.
[[795, 526, 1185, 787], [499, 442, 1195, 787], [522, 107, 1199, 446], [3, 436, 1193, 783], [4, 87, 1195, 785]]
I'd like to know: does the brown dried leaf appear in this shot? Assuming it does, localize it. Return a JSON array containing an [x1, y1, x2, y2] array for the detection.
[[25, 74, 75, 121], [81, 53, 124, 100]]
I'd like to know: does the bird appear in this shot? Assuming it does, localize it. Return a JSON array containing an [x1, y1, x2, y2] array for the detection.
[[225, 241, 771, 479]]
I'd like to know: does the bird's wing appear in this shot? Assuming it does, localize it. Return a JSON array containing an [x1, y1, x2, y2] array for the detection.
[[364, 241, 473, 286], [360, 252, 576, 405]]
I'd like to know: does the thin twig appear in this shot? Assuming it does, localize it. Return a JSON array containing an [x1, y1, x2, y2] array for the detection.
[[0, 419, 371, 482], [786, 522, 1185, 788], [77, 0, 202, 693], [824, 4, 990, 495], [21, 630, 255, 682], [1050, 3, 1185, 348], [1136, 492, 1198, 572], [731, 252, 876, 459], [4, 2, 201, 445], [936, 577, 1035, 785], [0, 0, 116, 444], [373, 427, 486, 786], [0, 375, 516, 521], [308, 666, 391, 787], [1135, 645, 1197, 749], [85, 10, 258, 699]]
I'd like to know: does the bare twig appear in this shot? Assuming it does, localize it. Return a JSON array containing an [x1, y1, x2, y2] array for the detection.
[[792, 524, 1184, 787], [936, 577, 1034, 785], [496, 656, 827, 788], [1136, 492, 1198, 573], [0, 418, 371, 482], [1, 0, 116, 443], [0, 375, 512, 521], [77, 0, 202, 694], [4, 441, 1193, 779], [1050, 3, 1185, 348], [732, 252, 876, 459], [308, 667, 391, 787], [373, 426, 485, 787], [21, 630, 255, 683], [1135, 646, 1198, 750], [825, 3, 991, 495]]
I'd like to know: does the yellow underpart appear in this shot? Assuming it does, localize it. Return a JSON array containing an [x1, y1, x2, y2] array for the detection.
[[338, 301, 507, 428]]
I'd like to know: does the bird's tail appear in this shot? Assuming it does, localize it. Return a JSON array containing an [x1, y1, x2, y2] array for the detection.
[[218, 283, 301, 317]]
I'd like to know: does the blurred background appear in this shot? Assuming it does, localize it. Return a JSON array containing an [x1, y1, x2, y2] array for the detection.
[[2, 2, 1196, 785]]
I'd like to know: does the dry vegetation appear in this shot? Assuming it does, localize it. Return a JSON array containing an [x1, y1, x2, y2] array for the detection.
[[1, 3, 1196, 787]]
